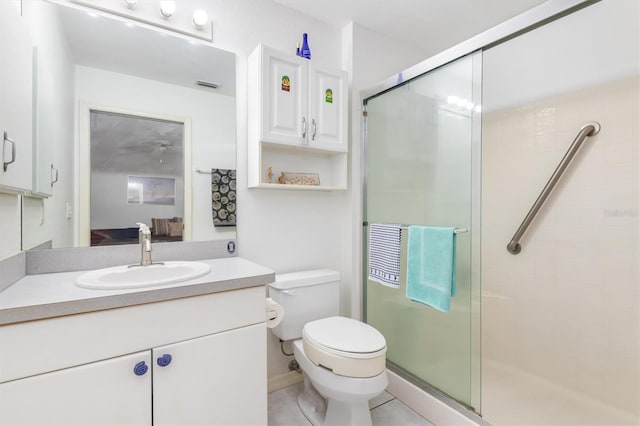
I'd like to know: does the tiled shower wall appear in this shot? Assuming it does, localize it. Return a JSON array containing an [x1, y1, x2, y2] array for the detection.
[[481, 74, 639, 424]]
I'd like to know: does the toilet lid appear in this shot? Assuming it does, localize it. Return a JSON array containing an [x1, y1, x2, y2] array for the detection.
[[303, 316, 386, 354]]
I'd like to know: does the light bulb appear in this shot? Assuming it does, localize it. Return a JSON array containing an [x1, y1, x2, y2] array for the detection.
[[160, 1, 176, 18], [192, 9, 208, 29], [123, 0, 137, 9]]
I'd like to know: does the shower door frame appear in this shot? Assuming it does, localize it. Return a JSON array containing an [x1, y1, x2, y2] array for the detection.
[[360, 0, 598, 101], [360, 0, 599, 418]]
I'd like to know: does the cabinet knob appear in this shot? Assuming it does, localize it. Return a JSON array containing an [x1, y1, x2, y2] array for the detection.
[[157, 353, 173, 367], [133, 361, 149, 376]]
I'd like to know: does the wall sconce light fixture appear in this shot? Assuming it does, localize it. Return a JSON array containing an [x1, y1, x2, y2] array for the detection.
[[159, 1, 175, 18], [74, 0, 213, 41], [192, 9, 208, 30]]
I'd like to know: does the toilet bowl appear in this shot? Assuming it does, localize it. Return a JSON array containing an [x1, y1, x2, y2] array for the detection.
[[303, 316, 387, 378], [268, 270, 388, 426], [294, 339, 388, 426]]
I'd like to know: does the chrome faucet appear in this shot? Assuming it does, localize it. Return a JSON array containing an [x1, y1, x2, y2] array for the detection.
[[136, 222, 153, 266]]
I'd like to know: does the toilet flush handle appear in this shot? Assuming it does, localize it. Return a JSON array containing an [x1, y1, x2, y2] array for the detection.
[[281, 290, 296, 296]]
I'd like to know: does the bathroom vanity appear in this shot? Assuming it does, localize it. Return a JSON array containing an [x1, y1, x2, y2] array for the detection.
[[0, 256, 274, 425]]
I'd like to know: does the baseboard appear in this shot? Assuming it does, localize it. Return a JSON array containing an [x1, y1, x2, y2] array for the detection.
[[386, 370, 487, 426], [268, 370, 303, 393]]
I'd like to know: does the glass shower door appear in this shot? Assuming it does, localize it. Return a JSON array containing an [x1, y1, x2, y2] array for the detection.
[[363, 53, 481, 410]]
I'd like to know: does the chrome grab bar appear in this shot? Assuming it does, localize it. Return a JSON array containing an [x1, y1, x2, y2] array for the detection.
[[506, 121, 601, 255]]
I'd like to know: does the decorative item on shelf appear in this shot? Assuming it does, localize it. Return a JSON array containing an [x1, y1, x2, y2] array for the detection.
[[267, 166, 273, 183], [295, 42, 301, 57], [278, 172, 286, 184], [301, 33, 311, 59], [211, 168, 237, 227], [281, 172, 320, 186]]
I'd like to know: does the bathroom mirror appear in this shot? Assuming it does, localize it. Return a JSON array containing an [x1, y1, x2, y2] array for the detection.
[[22, 0, 237, 249]]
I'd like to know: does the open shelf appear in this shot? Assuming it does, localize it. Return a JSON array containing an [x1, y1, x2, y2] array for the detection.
[[248, 141, 347, 191]]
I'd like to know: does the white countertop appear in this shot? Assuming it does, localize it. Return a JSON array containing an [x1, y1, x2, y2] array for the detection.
[[0, 257, 275, 325]]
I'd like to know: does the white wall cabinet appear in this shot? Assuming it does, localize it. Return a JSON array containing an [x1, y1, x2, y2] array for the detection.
[[249, 44, 348, 190], [0, 286, 268, 425], [0, 1, 33, 193]]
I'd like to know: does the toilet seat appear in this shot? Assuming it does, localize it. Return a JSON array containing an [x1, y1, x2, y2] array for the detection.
[[302, 316, 387, 378]]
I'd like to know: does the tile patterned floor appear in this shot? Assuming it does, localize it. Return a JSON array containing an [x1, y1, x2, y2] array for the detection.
[[268, 382, 434, 426]]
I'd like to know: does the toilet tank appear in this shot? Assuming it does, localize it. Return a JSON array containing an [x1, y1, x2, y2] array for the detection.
[[268, 269, 340, 341]]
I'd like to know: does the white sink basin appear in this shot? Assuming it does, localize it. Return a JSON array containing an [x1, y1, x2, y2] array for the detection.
[[75, 261, 211, 290]]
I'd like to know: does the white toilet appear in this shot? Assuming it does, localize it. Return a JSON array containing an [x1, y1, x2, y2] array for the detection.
[[268, 269, 388, 426]]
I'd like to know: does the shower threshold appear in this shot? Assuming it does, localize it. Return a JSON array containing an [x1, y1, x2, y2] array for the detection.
[[387, 362, 489, 425]]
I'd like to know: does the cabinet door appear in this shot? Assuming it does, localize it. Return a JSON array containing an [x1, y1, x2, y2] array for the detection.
[[153, 323, 267, 426], [0, 351, 152, 425], [308, 67, 348, 152], [261, 46, 308, 146], [0, 0, 33, 191]]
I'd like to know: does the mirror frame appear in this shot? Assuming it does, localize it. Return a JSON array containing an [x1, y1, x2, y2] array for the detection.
[[77, 102, 193, 247]]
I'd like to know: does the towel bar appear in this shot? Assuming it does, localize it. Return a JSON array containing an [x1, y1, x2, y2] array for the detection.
[[363, 222, 468, 234]]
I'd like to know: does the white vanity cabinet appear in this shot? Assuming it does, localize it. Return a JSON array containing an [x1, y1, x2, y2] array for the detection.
[[0, 286, 267, 425], [0, 351, 153, 425], [0, 0, 33, 193], [248, 44, 348, 190], [153, 324, 266, 425]]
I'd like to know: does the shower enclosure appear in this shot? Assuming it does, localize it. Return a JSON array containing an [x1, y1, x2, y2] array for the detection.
[[362, 1, 639, 424]]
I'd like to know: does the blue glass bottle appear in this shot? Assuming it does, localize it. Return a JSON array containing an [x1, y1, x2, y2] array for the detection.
[[301, 33, 311, 59]]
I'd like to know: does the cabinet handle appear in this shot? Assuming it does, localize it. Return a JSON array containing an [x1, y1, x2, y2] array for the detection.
[[311, 119, 317, 141], [3, 131, 16, 172], [157, 353, 172, 367], [50, 164, 59, 187], [301, 117, 307, 142], [133, 361, 149, 376]]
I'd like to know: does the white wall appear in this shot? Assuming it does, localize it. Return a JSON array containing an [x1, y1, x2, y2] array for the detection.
[[74, 65, 236, 242]]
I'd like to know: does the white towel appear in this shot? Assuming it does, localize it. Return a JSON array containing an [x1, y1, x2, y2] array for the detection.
[[368, 223, 402, 288]]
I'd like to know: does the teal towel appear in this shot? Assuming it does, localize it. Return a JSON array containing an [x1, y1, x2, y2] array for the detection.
[[406, 226, 456, 312]]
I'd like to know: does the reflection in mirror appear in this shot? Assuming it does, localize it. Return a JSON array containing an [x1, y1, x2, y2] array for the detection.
[[22, 0, 237, 250], [90, 111, 184, 246]]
